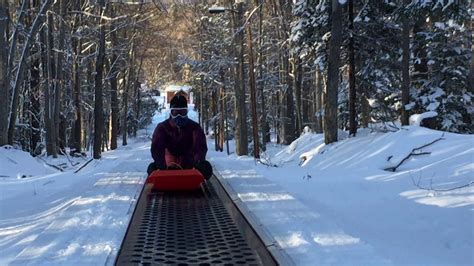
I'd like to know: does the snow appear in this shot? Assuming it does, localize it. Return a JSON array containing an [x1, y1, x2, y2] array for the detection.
[[404, 102, 416, 110], [208, 127, 473, 265], [163, 84, 191, 92], [409, 111, 438, 126], [1, 107, 473, 265], [0, 146, 55, 179]]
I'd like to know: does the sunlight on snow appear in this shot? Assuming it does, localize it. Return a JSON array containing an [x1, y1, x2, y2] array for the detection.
[[312, 233, 360, 246], [74, 194, 132, 206], [238, 192, 295, 202], [15, 234, 38, 246], [51, 217, 81, 230], [16, 242, 57, 259], [455, 163, 474, 176], [0, 223, 38, 237], [82, 242, 113, 256], [299, 143, 325, 166], [275, 232, 310, 248], [93, 175, 143, 186], [220, 169, 261, 179], [55, 243, 80, 257], [400, 187, 474, 208]]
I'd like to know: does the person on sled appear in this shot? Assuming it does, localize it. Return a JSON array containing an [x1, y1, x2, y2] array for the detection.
[[147, 93, 213, 179]]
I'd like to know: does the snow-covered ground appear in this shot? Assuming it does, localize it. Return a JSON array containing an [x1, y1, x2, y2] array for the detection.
[[1, 104, 473, 265], [0, 134, 150, 265], [209, 126, 473, 265]]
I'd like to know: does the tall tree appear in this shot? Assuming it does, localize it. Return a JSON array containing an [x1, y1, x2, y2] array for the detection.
[[7, 0, 53, 145], [348, 0, 357, 135], [93, 1, 106, 159], [324, 0, 343, 144], [122, 43, 134, 147], [0, 0, 8, 146], [46, 6, 58, 156], [256, 0, 269, 147], [55, 0, 67, 151], [274, 0, 295, 144], [109, 6, 119, 150], [400, 4, 410, 126], [28, 0, 42, 155], [233, 1, 248, 155], [292, 57, 303, 134], [314, 70, 323, 133], [72, 0, 83, 154]]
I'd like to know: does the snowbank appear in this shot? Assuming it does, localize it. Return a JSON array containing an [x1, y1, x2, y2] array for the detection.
[[208, 126, 474, 265], [0, 146, 55, 179], [409, 111, 438, 126]]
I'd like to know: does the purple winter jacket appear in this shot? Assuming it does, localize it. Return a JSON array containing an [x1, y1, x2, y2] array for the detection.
[[151, 117, 207, 169]]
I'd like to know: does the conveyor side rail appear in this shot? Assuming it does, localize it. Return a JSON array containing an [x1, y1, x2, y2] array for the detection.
[[115, 178, 277, 265]]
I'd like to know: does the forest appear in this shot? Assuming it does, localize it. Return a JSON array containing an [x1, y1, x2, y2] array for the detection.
[[0, 0, 472, 160]]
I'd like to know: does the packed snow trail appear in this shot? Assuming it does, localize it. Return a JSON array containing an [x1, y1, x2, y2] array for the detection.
[[0, 139, 151, 265]]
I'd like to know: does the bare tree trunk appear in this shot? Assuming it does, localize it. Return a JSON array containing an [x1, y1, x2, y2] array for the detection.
[[93, 1, 106, 159], [55, 0, 66, 152], [401, 11, 410, 126], [211, 88, 219, 151], [247, 25, 260, 158], [30, 45, 41, 155], [219, 87, 226, 152], [28, 0, 41, 155], [275, 0, 295, 145], [412, 18, 428, 83], [348, 0, 357, 135], [233, 1, 248, 155], [470, 45, 474, 90], [324, 0, 343, 144], [41, 21, 52, 155], [292, 57, 303, 134], [110, 43, 119, 150], [257, 0, 269, 147], [72, 0, 82, 153], [301, 69, 311, 128], [132, 56, 144, 137], [133, 81, 141, 137], [200, 80, 208, 134], [470, 2, 474, 90], [7, 0, 27, 88], [280, 53, 296, 144], [7, 0, 53, 145], [274, 91, 280, 143], [122, 45, 134, 146], [361, 91, 370, 128], [314, 70, 323, 133], [0, 1, 8, 146], [46, 9, 57, 157]]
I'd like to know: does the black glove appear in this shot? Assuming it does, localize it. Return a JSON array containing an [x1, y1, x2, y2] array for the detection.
[[194, 160, 213, 180], [147, 162, 167, 175], [167, 163, 183, 170]]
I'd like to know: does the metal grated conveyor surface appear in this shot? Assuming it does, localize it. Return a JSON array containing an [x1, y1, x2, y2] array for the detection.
[[115, 183, 263, 265]]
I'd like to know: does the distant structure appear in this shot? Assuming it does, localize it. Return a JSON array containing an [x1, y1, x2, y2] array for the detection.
[[161, 85, 194, 106], [108, 0, 197, 5]]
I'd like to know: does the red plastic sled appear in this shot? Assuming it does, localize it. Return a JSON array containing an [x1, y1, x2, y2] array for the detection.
[[146, 169, 204, 191]]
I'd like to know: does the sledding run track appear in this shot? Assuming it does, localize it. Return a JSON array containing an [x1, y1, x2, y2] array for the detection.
[[115, 175, 290, 265]]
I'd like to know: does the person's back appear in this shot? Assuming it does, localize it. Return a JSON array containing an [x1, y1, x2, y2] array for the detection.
[[148, 94, 212, 179], [151, 117, 206, 169]]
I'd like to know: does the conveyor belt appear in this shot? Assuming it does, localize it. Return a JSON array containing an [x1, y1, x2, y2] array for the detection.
[[115, 178, 277, 265]]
